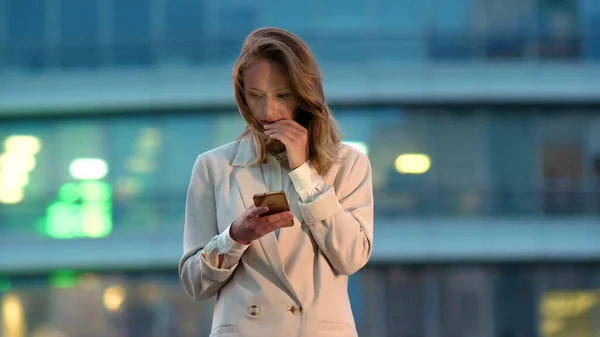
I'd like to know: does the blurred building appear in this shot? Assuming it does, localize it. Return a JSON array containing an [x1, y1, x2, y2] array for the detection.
[[1, 0, 600, 336]]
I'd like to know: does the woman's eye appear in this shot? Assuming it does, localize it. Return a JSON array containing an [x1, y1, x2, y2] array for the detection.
[[248, 93, 261, 99], [277, 93, 291, 99]]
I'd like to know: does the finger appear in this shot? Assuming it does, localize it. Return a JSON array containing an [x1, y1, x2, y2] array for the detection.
[[269, 214, 295, 229], [276, 119, 308, 133], [274, 121, 308, 140], [268, 131, 293, 145], [247, 205, 269, 218], [265, 128, 300, 140], [261, 210, 294, 225], [251, 211, 294, 236], [267, 120, 304, 134]]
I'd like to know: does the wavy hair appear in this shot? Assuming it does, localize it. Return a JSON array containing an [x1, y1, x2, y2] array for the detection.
[[232, 27, 343, 175]]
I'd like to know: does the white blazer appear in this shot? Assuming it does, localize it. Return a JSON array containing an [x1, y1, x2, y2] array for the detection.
[[179, 134, 374, 337]]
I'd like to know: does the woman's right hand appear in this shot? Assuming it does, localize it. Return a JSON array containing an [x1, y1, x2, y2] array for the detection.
[[229, 206, 294, 244]]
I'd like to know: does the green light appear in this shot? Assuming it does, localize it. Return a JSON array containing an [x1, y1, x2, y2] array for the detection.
[[0, 276, 10, 291], [50, 270, 80, 288], [82, 202, 112, 238], [58, 182, 81, 204], [79, 180, 111, 202], [38, 180, 113, 239]]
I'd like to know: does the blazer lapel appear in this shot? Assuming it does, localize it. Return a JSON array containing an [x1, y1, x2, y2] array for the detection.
[[276, 183, 304, 266], [231, 134, 300, 302]]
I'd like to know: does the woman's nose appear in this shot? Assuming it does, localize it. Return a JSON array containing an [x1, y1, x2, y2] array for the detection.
[[262, 97, 277, 119]]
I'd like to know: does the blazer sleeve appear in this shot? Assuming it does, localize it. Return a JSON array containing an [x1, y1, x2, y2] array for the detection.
[[297, 152, 374, 275], [178, 154, 244, 301]]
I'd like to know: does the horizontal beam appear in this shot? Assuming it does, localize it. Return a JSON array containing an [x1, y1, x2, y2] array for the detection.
[[2, 63, 600, 117], [1, 218, 599, 273]]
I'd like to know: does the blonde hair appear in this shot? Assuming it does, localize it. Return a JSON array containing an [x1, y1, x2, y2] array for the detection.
[[232, 27, 343, 175]]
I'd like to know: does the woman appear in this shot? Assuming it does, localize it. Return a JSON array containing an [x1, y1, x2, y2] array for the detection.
[[179, 27, 374, 337]]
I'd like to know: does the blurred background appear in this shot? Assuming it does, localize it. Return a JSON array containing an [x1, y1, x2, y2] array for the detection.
[[1, 0, 600, 336]]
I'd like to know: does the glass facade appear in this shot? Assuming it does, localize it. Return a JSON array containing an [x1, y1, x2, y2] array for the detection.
[[1, 0, 600, 72], [1, 264, 599, 337], [0, 107, 599, 238]]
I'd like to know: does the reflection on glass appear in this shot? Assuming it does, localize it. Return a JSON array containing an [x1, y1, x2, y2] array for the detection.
[[0, 108, 598, 238], [0, 135, 41, 204], [2, 292, 25, 337], [103, 285, 126, 312], [0, 266, 597, 337], [69, 158, 108, 180], [38, 181, 113, 239], [541, 290, 600, 337], [0, 277, 10, 291], [394, 153, 431, 174], [50, 270, 80, 289]]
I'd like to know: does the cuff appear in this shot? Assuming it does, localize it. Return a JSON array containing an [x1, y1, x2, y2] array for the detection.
[[297, 185, 343, 225], [198, 250, 239, 282], [217, 224, 250, 255], [288, 160, 324, 201]]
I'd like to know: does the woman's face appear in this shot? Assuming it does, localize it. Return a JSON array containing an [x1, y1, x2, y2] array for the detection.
[[242, 59, 297, 127]]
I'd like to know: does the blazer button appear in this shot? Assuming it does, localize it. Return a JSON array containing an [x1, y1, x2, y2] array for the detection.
[[290, 305, 303, 315], [248, 305, 260, 316]]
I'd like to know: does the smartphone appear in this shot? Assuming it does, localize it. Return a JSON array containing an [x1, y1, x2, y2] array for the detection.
[[253, 190, 294, 227], [296, 109, 312, 129]]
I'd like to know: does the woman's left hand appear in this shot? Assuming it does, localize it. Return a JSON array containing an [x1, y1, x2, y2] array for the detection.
[[264, 119, 309, 170]]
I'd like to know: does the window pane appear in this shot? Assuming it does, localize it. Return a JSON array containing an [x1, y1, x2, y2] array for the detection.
[[112, 0, 152, 66], [537, 0, 582, 59], [318, 0, 370, 31], [370, 110, 435, 216], [429, 0, 476, 60], [432, 111, 488, 216], [373, 0, 426, 62], [441, 268, 492, 337], [385, 268, 426, 337], [8, 0, 45, 70], [215, 4, 258, 62], [263, 0, 314, 32], [582, 0, 600, 60], [538, 267, 600, 337], [493, 267, 537, 337], [589, 117, 600, 214], [488, 110, 538, 215], [156, 113, 216, 197], [60, 0, 99, 68], [8, 0, 44, 46], [165, 0, 205, 63], [476, 0, 536, 59], [538, 112, 586, 214]]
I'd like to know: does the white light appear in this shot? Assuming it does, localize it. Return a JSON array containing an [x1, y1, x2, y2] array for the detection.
[[0, 135, 40, 204], [0, 189, 24, 204], [69, 158, 109, 180], [0, 153, 35, 172], [4, 135, 41, 154], [394, 154, 431, 174], [343, 141, 369, 155], [103, 285, 125, 312], [0, 171, 29, 190], [2, 293, 25, 337]]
